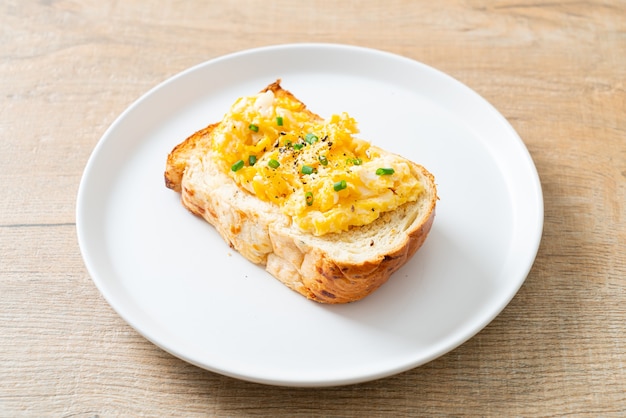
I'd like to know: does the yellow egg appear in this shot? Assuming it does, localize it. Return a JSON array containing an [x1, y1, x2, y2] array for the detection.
[[210, 89, 424, 236]]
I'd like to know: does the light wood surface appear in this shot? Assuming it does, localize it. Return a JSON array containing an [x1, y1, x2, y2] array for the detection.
[[2, 0, 625, 416]]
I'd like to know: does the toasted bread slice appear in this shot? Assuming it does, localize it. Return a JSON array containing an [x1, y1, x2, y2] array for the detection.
[[165, 81, 437, 303]]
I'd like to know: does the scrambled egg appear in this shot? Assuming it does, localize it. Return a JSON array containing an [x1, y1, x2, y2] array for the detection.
[[210, 88, 424, 236]]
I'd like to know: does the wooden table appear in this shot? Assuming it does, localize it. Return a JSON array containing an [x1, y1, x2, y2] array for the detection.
[[2, 1, 625, 415]]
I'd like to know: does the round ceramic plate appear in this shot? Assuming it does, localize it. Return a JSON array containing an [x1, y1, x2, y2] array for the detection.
[[76, 43, 543, 387]]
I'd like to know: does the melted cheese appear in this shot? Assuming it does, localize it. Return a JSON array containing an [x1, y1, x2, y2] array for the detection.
[[210, 89, 424, 236]]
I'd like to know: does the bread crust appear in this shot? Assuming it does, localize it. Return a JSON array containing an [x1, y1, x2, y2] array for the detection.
[[165, 81, 437, 303]]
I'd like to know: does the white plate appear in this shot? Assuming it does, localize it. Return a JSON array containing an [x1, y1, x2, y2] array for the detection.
[[77, 43, 543, 387]]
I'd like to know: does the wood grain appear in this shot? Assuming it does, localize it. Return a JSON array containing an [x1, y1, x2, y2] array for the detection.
[[1, 0, 625, 416]]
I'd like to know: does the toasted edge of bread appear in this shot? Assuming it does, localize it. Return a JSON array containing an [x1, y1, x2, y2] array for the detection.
[[164, 81, 437, 303]]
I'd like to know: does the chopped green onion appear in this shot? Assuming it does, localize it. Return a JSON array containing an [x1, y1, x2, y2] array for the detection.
[[353, 158, 362, 165], [333, 179, 347, 191], [248, 155, 257, 166], [284, 139, 292, 147], [301, 165, 315, 175], [276, 116, 283, 126], [231, 159, 244, 172], [376, 167, 395, 175], [268, 159, 280, 169], [305, 192, 314, 206], [249, 123, 259, 132], [305, 133, 319, 144], [318, 155, 328, 165], [293, 143, 304, 151]]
